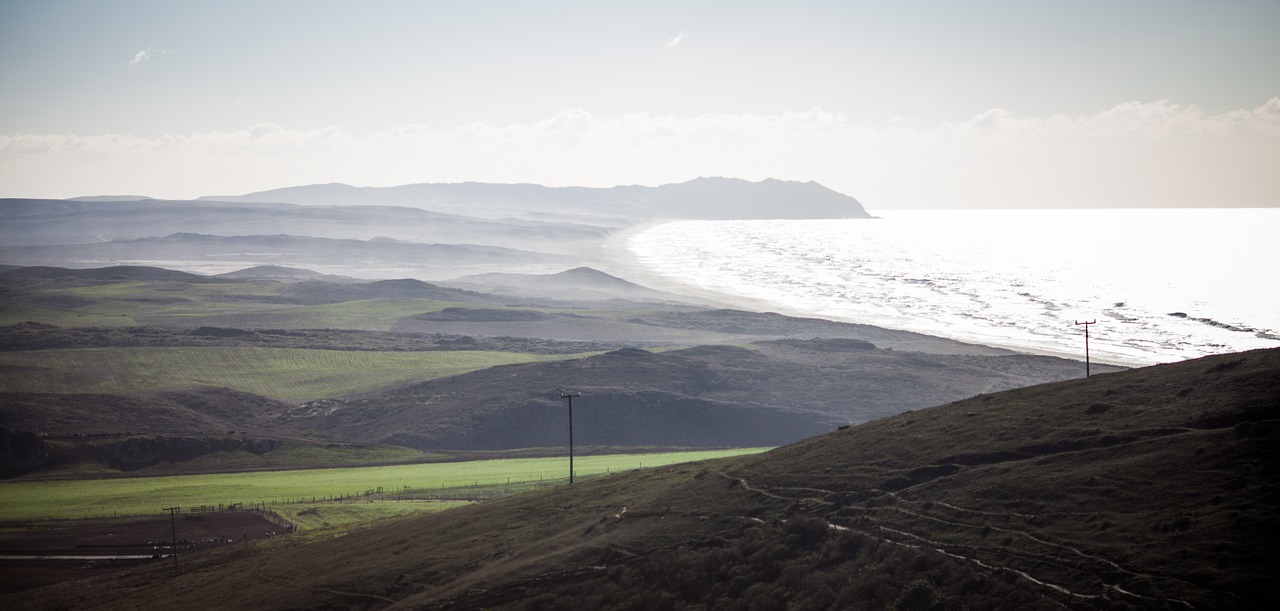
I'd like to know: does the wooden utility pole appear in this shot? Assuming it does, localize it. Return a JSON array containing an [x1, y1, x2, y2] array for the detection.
[[163, 506, 180, 571], [1075, 320, 1097, 377], [559, 392, 581, 483]]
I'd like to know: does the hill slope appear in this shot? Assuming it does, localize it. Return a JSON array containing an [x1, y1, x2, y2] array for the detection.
[[442, 266, 702, 305], [280, 341, 1106, 450], [16, 348, 1276, 610]]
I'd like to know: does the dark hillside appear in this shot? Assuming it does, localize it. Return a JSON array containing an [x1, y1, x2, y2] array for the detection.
[[275, 277, 504, 305], [0, 323, 614, 354], [0, 387, 291, 437], [276, 341, 1112, 450], [215, 265, 335, 281], [16, 349, 1276, 610], [0, 265, 217, 283]]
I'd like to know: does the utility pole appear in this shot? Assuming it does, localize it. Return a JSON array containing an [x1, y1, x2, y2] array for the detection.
[[162, 506, 180, 572], [1075, 320, 1096, 377], [559, 392, 581, 483]]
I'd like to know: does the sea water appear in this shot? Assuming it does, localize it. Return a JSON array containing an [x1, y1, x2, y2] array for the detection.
[[628, 209, 1280, 366]]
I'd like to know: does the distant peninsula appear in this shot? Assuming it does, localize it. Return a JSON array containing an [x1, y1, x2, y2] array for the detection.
[[200, 177, 873, 221]]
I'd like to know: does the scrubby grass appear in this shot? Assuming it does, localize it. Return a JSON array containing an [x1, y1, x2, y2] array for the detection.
[[31, 439, 434, 479], [0, 346, 578, 400], [0, 303, 143, 328], [1, 278, 463, 331], [0, 448, 769, 522], [140, 298, 461, 331], [34, 281, 280, 321], [275, 500, 473, 531]]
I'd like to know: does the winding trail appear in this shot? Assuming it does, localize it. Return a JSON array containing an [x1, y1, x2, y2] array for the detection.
[[715, 469, 1195, 609]]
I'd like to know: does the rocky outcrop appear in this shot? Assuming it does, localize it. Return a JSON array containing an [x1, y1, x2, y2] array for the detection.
[[0, 427, 49, 477]]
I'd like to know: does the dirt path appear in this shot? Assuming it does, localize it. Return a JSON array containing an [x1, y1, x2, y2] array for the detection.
[[715, 468, 1194, 609]]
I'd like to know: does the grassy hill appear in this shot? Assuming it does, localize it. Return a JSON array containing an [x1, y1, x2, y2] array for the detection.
[[283, 341, 1104, 450], [1, 266, 1117, 455], [10, 348, 1276, 610]]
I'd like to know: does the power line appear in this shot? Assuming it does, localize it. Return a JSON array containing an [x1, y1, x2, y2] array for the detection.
[[560, 389, 581, 481], [1075, 320, 1097, 377], [162, 506, 180, 572]]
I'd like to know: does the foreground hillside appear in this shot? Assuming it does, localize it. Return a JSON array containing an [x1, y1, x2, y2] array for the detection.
[[13, 348, 1277, 610]]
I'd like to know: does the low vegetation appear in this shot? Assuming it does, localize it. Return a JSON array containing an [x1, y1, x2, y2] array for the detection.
[[8, 265, 1268, 608], [7, 348, 1271, 610], [0, 448, 768, 521], [0, 345, 578, 400], [29, 437, 429, 479]]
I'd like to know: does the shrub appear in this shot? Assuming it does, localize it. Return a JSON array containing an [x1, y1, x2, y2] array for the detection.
[[894, 578, 941, 611]]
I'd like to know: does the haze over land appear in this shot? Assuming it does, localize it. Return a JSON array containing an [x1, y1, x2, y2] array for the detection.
[[1, 178, 1113, 453]]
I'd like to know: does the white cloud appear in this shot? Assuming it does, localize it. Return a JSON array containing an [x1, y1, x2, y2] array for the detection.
[[2, 99, 1277, 209], [128, 47, 170, 66], [665, 32, 685, 48]]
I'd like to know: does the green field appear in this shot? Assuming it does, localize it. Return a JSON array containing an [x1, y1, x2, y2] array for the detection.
[[138, 297, 465, 331], [0, 346, 581, 400], [0, 449, 771, 522], [0, 275, 471, 331], [31, 439, 435, 479]]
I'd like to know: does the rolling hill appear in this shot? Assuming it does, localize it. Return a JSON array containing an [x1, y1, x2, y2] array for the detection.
[[276, 341, 1108, 450], [442, 267, 703, 305], [0, 264, 1119, 455], [11, 348, 1276, 610]]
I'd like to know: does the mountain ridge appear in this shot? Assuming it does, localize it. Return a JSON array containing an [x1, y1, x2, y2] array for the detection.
[[202, 176, 872, 221]]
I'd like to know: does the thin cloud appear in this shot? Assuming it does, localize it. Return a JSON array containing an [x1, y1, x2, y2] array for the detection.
[[665, 32, 685, 48], [129, 47, 170, 66], [2, 100, 1277, 208]]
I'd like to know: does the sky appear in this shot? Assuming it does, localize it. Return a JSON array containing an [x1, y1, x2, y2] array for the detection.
[[1, 0, 1278, 210]]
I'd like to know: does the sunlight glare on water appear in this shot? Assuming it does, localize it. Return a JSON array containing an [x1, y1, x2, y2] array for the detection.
[[628, 209, 1280, 365]]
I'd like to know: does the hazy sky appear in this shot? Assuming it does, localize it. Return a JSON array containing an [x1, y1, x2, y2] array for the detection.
[[1, 1, 1278, 209]]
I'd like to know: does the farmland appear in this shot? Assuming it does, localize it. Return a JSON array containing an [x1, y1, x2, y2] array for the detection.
[[0, 448, 769, 522]]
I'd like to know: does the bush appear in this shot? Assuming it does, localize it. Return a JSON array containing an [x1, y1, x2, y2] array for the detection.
[[894, 578, 941, 611]]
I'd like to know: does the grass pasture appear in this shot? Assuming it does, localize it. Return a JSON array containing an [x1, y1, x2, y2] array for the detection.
[[138, 297, 464, 331], [0, 448, 770, 523], [274, 500, 474, 531], [0, 346, 575, 400], [1, 275, 468, 331], [31, 438, 434, 479], [3, 281, 281, 327]]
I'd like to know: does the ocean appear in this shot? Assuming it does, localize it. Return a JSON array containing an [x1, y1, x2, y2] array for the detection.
[[627, 208, 1280, 366]]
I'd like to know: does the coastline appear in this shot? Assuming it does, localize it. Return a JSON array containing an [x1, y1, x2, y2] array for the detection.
[[597, 220, 783, 311], [599, 219, 1140, 368]]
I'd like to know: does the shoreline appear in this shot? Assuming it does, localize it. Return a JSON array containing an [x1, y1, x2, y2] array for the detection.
[[599, 220, 1142, 368]]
